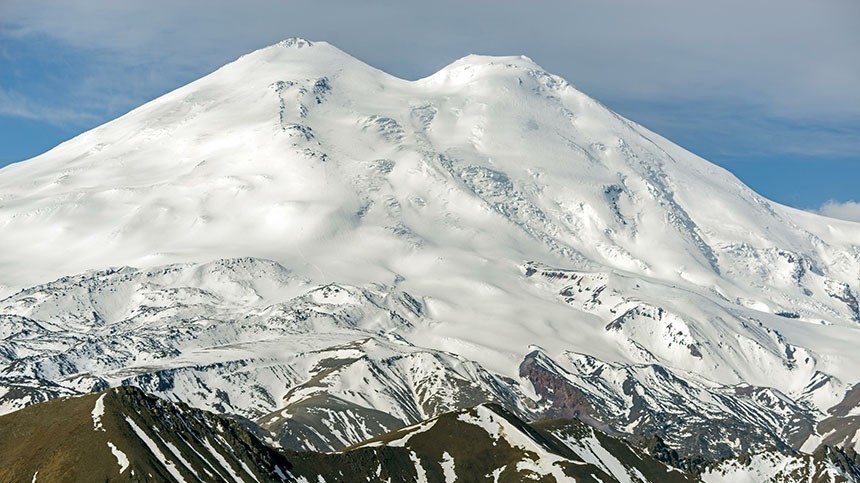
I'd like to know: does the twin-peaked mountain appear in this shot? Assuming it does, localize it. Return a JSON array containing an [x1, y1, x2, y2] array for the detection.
[[1, 38, 859, 481]]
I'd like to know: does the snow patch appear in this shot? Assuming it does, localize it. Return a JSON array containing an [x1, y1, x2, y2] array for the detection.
[[409, 451, 428, 483], [440, 451, 456, 481], [107, 441, 129, 474], [92, 393, 106, 431]]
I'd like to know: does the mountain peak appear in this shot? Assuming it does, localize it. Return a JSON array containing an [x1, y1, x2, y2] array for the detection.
[[444, 53, 541, 71], [231, 37, 370, 79], [276, 37, 316, 49], [420, 53, 554, 86]]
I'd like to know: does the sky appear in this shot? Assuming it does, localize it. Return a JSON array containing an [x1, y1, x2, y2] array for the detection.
[[1, 0, 858, 219]]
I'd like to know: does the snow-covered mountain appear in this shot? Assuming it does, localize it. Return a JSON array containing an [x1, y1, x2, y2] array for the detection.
[[2, 38, 859, 480]]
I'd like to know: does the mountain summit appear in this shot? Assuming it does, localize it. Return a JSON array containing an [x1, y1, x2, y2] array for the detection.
[[1, 39, 859, 480]]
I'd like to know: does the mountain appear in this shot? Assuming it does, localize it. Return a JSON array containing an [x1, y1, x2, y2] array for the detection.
[[1, 38, 860, 480], [0, 387, 290, 482], [0, 387, 692, 482], [4, 387, 856, 482]]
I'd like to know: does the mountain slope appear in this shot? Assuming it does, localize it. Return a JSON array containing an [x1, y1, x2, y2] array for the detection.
[[5, 387, 856, 482], [0, 387, 290, 482], [0, 387, 694, 483]]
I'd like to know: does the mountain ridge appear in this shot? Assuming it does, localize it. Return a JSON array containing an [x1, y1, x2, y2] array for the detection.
[[3, 386, 858, 482]]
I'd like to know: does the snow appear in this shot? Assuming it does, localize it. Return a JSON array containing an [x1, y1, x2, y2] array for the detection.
[[370, 419, 438, 448], [489, 466, 506, 482], [800, 433, 822, 453], [440, 451, 456, 481], [700, 452, 826, 483], [91, 393, 106, 431], [107, 441, 130, 474], [408, 451, 429, 483]]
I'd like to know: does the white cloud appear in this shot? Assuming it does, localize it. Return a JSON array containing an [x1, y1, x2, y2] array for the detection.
[[819, 200, 860, 223]]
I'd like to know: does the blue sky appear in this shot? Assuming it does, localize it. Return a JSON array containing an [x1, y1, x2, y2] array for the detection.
[[1, 0, 858, 217]]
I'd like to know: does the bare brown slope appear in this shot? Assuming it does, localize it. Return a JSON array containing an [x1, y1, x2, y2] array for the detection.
[[0, 387, 289, 483]]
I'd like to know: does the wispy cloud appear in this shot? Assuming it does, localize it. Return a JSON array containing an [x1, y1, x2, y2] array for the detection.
[[0, 86, 96, 124], [819, 200, 860, 223]]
